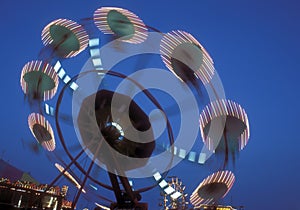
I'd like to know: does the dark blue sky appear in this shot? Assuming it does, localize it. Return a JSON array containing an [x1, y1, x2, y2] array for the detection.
[[1, 0, 300, 209]]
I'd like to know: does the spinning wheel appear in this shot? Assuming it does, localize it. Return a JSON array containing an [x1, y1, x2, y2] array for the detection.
[[19, 4, 250, 210], [160, 176, 189, 210]]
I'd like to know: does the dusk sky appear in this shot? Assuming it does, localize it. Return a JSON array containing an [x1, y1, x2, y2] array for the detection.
[[0, 0, 300, 209]]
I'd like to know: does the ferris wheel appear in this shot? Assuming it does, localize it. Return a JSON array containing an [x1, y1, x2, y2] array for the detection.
[[20, 5, 250, 210]]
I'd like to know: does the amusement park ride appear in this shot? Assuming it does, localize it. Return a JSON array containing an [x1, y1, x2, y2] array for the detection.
[[17, 4, 250, 210]]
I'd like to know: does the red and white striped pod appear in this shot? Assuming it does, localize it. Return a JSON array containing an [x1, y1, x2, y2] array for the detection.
[[41, 18, 89, 58], [190, 170, 235, 206], [20, 60, 59, 101], [160, 30, 215, 84], [94, 7, 148, 44], [200, 99, 250, 151], [28, 113, 55, 152]]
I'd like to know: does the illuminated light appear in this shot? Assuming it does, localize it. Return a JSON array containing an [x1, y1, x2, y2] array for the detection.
[[63, 75, 71, 84], [70, 82, 79, 91], [57, 68, 66, 79], [48, 105, 55, 116], [129, 180, 133, 187], [159, 180, 168, 188], [89, 38, 100, 47], [160, 30, 215, 84], [94, 7, 148, 44], [178, 148, 186, 159], [53, 61, 61, 72], [52, 61, 74, 90], [92, 58, 102, 67], [89, 184, 98, 191], [164, 186, 175, 195], [162, 143, 210, 165], [216, 207, 233, 210], [95, 203, 110, 210], [90, 48, 100, 57], [18, 195, 22, 207], [188, 151, 196, 162], [96, 67, 104, 70], [88, 37, 103, 70], [173, 146, 178, 155], [190, 170, 235, 207], [171, 191, 182, 200], [161, 176, 189, 208], [20, 60, 59, 101], [28, 113, 56, 152], [199, 205, 234, 210], [105, 122, 124, 140], [45, 103, 50, 115], [153, 172, 162, 181], [41, 18, 89, 58], [55, 163, 86, 193], [198, 153, 206, 164], [199, 99, 250, 151], [48, 196, 53, 207]]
